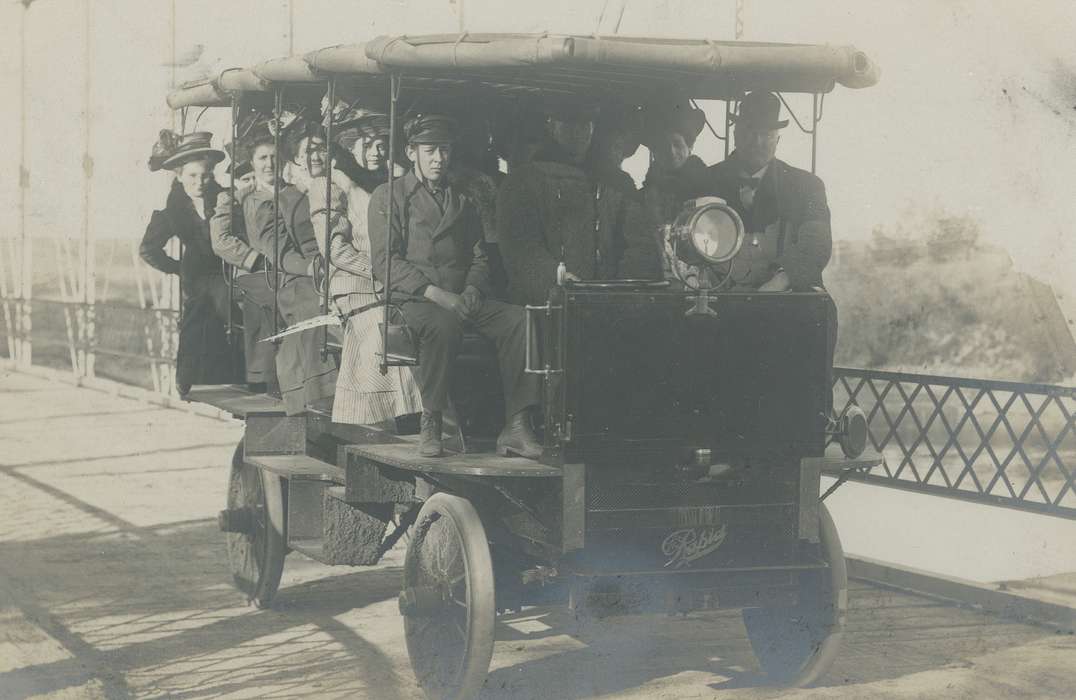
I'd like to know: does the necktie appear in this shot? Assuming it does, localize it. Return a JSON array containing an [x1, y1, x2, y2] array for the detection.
[[739, 176, 761, 210]]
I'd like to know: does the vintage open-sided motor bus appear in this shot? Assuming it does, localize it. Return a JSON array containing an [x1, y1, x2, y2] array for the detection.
[[167, 33, 882, 700]]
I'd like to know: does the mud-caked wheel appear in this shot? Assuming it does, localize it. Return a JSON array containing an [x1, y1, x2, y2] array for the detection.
[[401, 492, 495, 700], [222, 440, 286, 608], [742, 502, 847, 687]]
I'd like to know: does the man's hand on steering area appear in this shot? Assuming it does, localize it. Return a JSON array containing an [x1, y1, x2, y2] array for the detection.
[[758, 269, 791, 292]]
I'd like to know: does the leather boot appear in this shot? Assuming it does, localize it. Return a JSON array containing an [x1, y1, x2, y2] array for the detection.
[[497, 409, 542, 460], [419, 410, 444, 458]]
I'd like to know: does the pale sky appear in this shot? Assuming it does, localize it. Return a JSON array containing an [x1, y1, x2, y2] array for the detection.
[[1, 0, 1074, 295]]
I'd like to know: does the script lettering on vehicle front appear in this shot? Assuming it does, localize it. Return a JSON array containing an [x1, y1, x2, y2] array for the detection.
[[661, 524, 728, 569]]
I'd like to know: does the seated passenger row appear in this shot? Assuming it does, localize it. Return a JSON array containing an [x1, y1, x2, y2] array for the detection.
[[140, 91, 833, 460]]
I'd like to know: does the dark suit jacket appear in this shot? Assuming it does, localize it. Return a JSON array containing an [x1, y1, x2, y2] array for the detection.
[[707, 155, 832, 291], [368, 170, 491, 298]]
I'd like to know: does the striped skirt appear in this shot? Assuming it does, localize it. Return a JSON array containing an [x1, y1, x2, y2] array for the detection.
[[331, 292, 423, 425]]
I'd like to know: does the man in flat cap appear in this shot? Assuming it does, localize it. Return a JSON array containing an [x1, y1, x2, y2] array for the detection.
[[497, 101, 662, 307], [368, 114, 541, 459]]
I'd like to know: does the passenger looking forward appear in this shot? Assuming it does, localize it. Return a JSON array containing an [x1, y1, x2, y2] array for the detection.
[[707, 91, 836, 407], [639, 101, 712, 287], [211, 125, 338, 414], [141, 131, 243, 396], [496, 102, 662, 306], [307, 114, 424, 426], [367, 114, 541, 460]]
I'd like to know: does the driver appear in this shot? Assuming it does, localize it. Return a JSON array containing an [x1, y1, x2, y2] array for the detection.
[[367, 114, 542, 460], [705, 91, 832, 293], [706, 91, 836, 406], [496, 101, 662, 306]]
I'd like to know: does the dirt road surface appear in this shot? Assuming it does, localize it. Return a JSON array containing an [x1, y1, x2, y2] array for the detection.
[[2, 369, 1075, 699]]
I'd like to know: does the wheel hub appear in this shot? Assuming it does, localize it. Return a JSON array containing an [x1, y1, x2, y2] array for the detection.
[[218, 506, 259, 535]]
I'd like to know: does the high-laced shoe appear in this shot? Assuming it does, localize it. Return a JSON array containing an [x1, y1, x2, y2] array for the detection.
[[496, 409, 542, 460], [418, 410, 444, 458]]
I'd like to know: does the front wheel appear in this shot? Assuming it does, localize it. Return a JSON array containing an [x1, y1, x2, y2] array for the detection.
[[742, 502, 847, 687], [401, 492, 496, 700]]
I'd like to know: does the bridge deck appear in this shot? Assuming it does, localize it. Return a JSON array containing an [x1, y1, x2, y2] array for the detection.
[[2, 370, 1075, 698]]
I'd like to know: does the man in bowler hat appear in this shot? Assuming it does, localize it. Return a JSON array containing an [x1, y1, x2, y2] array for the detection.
[[707, 91, 837, 403], [367, 114, 542, 459]]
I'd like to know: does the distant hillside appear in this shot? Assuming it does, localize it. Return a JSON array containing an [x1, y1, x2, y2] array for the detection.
[[828, 224, 1076, 384]]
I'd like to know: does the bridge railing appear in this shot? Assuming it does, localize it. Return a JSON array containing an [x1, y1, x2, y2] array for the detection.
[[833, 367, 1076, 519]]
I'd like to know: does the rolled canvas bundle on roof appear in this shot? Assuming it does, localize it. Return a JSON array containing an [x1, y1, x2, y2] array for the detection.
[[166, 68, 268, 109], [165, 33, 879, 110], [253, 56, 323, 84], [358, 33, 880, 99]]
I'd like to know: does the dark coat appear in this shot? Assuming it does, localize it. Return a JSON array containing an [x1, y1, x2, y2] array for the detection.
[[140, 180, 225, 281], [706, 154, 832, 291], [368, 170, 492, 298], [496, 153, 662, 306], [641, 155, 712, 227], [139, 179, 242, 387]]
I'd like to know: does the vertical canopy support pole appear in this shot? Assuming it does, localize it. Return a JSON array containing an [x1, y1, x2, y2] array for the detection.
[[724, 101, 732, 159], [321, 77, 336, 361], [226, 93, 238, 345], [380, 74, 401, 376], [271, 86, 283, 339], [811, 93, 819, 174]]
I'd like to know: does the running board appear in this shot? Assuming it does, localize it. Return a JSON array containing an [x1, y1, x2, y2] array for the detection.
[[245, 454, 345, 483]]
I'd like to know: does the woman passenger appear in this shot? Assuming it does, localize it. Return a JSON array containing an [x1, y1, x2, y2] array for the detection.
[[640, 103, 711, 286], [307, 116, 424, 426], [141, 131, 243, 396]]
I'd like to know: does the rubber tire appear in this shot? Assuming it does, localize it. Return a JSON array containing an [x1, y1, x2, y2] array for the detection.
[[403, 492, 496, 700], [224, 439, 287, 609], [742, 502, 847, 687]]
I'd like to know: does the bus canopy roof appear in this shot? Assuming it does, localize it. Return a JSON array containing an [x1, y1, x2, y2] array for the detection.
[[166, 33, 879, 108]]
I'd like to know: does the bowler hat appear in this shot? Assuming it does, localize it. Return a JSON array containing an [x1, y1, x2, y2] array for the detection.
[[404, 113, 457, 145], [731, 91, 788, 130], [160, 131, 226, 170]]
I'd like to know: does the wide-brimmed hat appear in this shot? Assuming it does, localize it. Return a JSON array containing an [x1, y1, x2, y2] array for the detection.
[[404, 113, 457, 145], [336, 113, 392, 148], [731, 91, 788, 130], [643, 100, 706, 148], [160, 131, 226, 170]]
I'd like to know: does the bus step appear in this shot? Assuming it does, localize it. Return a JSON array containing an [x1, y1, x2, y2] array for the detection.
[[246, 454, 345, 483]]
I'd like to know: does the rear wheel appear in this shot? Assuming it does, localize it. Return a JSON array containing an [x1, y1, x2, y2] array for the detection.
[[401, 492, 495, 700], [742, 503, 847, 687], [223, 440, 286, 608]]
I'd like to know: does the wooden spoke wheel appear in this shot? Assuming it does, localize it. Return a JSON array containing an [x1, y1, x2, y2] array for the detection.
[[401, 493, 495, 700], [742, 503, 847, 687], [223, 440, 286, 609]]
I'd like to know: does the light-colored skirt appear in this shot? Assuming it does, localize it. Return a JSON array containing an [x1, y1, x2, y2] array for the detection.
[[331, 292, 423, 425]]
